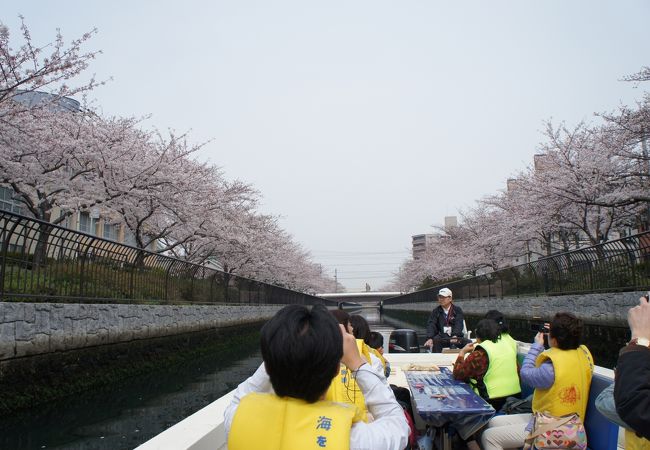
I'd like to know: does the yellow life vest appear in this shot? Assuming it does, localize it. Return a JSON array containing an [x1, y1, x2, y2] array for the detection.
[[625, 430, 650, 450], [474, 337, 521, 399], [324, 339, 372, 422], [228, 392, 358, 450], [532, 345, 593, 419]]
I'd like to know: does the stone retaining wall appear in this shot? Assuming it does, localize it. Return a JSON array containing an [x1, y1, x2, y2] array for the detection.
[[384, 290, 649, 326], [0, 302, 283, 362]]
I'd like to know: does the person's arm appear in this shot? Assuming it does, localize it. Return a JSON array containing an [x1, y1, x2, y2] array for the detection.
[[520, 341, 555, 389], [426, 308, 440, 339], [424, 308, 440, 348], [350, 368, 409, 450], [451, 305, 465, 338], [453, 345, 488, 381], [614, 347, 650, 439], [368, 352, 386, 379], [223, 363, 274, 435], [338, 325, 408, 450], [614, 296, 650, 440]]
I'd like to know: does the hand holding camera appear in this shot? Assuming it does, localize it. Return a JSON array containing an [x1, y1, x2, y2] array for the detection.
[[530, 322, 550, 348]]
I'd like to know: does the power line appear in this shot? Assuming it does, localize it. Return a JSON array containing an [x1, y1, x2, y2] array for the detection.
[[319, 262, 403, 267], [312, 249, 409, 254], [336, 275, 396, 280], [331, 270, 396, 275]]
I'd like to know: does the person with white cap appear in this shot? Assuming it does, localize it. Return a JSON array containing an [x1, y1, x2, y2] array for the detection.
[[424, 287, 468, 353]]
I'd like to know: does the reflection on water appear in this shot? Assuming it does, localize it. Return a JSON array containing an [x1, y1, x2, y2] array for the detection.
[[378, 308, 629, 369], [0, 326, 263, 450]]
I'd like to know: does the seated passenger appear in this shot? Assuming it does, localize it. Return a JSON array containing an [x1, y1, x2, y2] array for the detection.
[[332, 309, 354, 335], [367, 331, 390, 378], [614, 296, 650, 447], [453, 318, 520, 411], [328, 311, 374, 421], [424, 287, 469, 352], [224, 304, 408, 450], [481, 312, 593, 450], [485, 309, 518, 355], [350, 314, 386, 377]]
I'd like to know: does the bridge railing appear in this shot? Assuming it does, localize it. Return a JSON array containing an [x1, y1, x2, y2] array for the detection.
[[385, 231, 650, 304], [0, 210, 334, 306]]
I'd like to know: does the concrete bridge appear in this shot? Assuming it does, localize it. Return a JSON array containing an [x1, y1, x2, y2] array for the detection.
[[316, 291, 402, 308]]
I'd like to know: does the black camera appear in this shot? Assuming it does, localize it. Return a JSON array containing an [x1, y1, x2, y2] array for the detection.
[[530, 321, 550, 349], [530, 322, 549, 333]]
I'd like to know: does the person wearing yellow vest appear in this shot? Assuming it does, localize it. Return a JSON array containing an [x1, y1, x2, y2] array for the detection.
[[326, 310, 375, 422], [481, 312, 593, 450], [614, 295, 650, 449], [224, 304, 409, 450], [453, 319, 520, 411], [350, 314, 387, 377], [324, 336, 373, 422], [367, 331, 390, 378]]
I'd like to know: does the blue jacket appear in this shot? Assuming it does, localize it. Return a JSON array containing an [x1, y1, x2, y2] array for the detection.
[[520, 343, 555, 389]]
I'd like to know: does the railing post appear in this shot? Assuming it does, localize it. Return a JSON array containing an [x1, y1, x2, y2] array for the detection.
[[0, 214, 22, 298], [79, 237, 96, 299], [165, 259, 176, 303]]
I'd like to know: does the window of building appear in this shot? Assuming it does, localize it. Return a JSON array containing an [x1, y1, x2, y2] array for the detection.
[[0, 187, 24, 214], [103, 222, 119, 241], [78, 212, 91, 234]]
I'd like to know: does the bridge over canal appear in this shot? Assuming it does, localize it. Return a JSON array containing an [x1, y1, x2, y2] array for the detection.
[[317, 291, 402, 308]]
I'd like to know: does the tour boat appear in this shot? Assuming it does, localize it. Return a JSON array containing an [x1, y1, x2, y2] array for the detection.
[[136, 339, 622, 450]]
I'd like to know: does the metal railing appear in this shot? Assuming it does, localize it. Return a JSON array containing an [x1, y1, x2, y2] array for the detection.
[[385, 231, 650, 304], [0, 210, 334, 306]]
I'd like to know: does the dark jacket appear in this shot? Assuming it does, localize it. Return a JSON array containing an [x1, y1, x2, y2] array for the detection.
[[426, 303, 465, 340], [614, 344, 650, 440]]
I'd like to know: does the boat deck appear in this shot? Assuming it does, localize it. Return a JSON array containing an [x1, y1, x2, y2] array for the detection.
[[137, 346, 625, 450]]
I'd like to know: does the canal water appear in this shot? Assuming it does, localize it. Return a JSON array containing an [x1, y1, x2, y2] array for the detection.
[[0, 308, 629, 450]]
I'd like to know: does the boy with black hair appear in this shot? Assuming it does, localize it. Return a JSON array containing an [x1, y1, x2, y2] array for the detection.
[[224, 304, 408, 450]]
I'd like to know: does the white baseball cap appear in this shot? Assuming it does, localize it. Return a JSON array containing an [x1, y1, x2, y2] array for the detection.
[[438, 288, 452, 297]]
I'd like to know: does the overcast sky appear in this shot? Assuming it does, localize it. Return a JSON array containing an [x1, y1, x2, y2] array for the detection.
[[3, 1, 649, 291]]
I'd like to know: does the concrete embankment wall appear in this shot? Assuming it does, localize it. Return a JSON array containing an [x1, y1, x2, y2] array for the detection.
[[384, 291, 649, 326], [0, 302, 284, 414], [0, 302, 283, 362]]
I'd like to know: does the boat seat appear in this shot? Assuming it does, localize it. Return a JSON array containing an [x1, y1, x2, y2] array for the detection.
[[463, 320, 472, 341], [584, 373, 619, 450]]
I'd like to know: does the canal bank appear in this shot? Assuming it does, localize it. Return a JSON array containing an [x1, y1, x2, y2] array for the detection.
[[383, 290, 647, 326], [0, 302, 283, 416]]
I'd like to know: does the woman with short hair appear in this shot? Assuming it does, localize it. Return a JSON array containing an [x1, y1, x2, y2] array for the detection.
[[481, 312, 594, 450]]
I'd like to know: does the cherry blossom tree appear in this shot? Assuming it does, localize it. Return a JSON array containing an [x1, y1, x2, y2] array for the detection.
[[0, 19, 346, 292], [391, 65, 650, 290], [0, 17, 103, 121]]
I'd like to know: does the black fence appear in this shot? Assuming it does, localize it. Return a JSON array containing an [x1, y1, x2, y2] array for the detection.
[[385, 231, 650, 304], [0, 210, 334, 306]]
